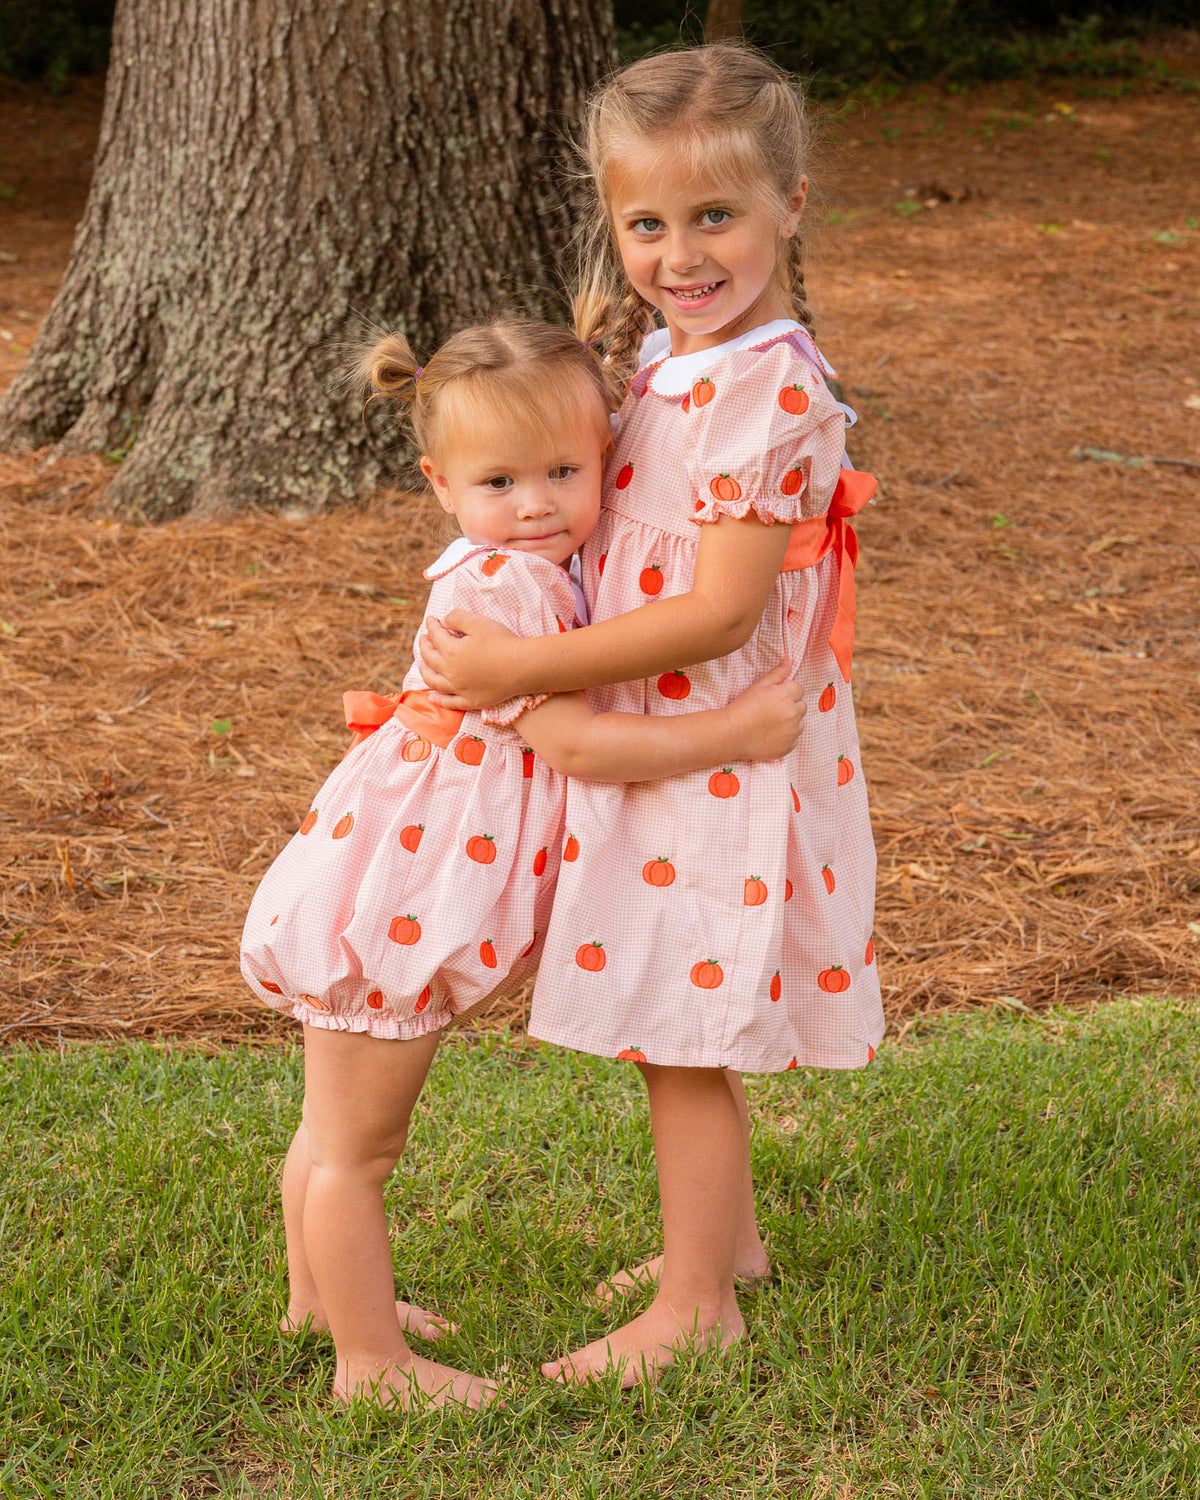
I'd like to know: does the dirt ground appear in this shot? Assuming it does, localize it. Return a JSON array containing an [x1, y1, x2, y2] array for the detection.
[[1, 50, 1198, 1044]]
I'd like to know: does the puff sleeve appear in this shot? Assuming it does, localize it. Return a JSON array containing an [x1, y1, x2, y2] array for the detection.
[[434, 551, 579, 728], [685, 341, 847, 526]]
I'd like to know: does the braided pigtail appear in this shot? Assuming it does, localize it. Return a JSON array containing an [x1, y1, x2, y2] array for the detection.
[[782, 230, 815, 335]]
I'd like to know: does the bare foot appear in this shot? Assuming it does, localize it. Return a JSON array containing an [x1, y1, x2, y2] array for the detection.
[[594, 1251, 771, 1306], [280, 1298, 455, 1342], [334, 1351, 500, 1411], [542, 1294, 747, 1388]]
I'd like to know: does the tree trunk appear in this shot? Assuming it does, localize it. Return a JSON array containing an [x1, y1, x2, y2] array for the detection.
[[0, 0, 614, 518], [705, 0, 744, 42]]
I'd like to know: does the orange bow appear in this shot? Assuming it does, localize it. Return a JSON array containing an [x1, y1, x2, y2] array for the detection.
[[342, 689, 463, 749], [779, 467, 876, 683]]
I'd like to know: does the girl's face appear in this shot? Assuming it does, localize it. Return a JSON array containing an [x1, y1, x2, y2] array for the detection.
[[607, 141, 806, 357], [421, 400, 607, 566]]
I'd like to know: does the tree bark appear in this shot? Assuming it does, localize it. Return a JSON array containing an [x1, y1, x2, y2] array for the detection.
[[0, 0, 614, 518], [704, 0, 744, 42]]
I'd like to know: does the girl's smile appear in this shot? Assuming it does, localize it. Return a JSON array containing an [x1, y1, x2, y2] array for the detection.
[[607, 143, 806, 357]]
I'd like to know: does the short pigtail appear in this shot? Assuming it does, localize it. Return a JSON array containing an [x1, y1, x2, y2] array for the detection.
[[353, 331, 423, 405]]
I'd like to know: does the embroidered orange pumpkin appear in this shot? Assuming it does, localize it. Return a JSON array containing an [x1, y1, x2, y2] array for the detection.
[[617, 1046, 647, 1062], [366, 989, 384, 1010], [642, 857, 676, 888], [598, 552, 607, 577], [299, 809, 318, 835], [865, 937, 875, 965], [781, 466, 803, 497], [818, 965, 850, 993], [709, 473, 742, 504], [785, 878, 794, 901], [576, 941, 606, 972], [481, 551, 507, 577], [480, 939, 497, 969], [658, 670, 691, 700], [415, 985, 432, 1011], [791, 785, 800, 813], [388, 915, 421, 946], [563, 833, 580, 862], [616, 461, 634, 490], [819, 682, 836, 713], [778, 385, 810, 416], [639, 564, 663, 596], [556, 615, 567, 633], [743, 877, 768, 907], [692, 377, 715, 408], [822, 865, 835, 895], [332, 812, 355, 840], [466, 834, 497, 865], [837, 755, 854, 786], [521, 931, 539, 959], [867, 1045, 876, 1063], [785, 1056, 798, 1071], [400, 824, 423, 853], [708, 767, 740, 799], [682, 393, 691, 413], [261, 980, 283, 995], [770, 971, 781, 1003], [694, 498, 705, 512], [690, 958, 724, 989], [455, 736, 485, 766], [522, 748, 534, 778], [402, 736, 431, 763], [302, 992, 332, 1013], [533, 846, 548, 877], [269, 914, 279, 926]]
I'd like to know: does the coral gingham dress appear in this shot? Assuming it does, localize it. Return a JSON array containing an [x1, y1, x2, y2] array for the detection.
[[529, 320, 885, 1073], [240, 543, 582, 1041]]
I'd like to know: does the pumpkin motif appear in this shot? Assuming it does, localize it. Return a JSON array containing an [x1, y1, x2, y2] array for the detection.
[[743, 877, 768, 907], [466, 834, 497, 864], [617, 1046, 647, 1062], [708, 767, 740, 799], [791, 784, 800, 813], [480, 939, 497, 969], [819, 682, 836, 713], [785, 879, 794, 902], [658, 670, 691, 700], [563, 833, 580, 862], [709, 473, 742, 505], [261, 980, 283, 995], [682, 393, 691, 413], [556, 615, 567, 633], [693, 498, 705, 513], [837, 755, 854, 786], [770, 971, 782, 1003], [415, 985, 432, 1012], [598, 552, 607, 577], [303, 993, 332, 1014], [332, 812, 355, 840], [400, 824, 423, 853], [299, 810, 318, 835], [818, 965, 851, 994], [576, 941, 606, 972], [822, 865, 835, 895], [388, 914, 421, 946], [778, 384, 810, 416], [639, 564, 663, 596], [642, 857, 676, 888], [785, 1057, 798, 1071], [690, 959, 724, 990], [616, 461, 634, 490], [692, 376, 715, 408], [781, 466, 804, 498], [481, 551, 508, 577], [865, 937, 875, 966], [522, 748, 534, 778], [533, 846, 548, 877], [402, 736, 431, 763], [521, 931, 539, 959], [269, 914, 279, 926], [366, 989, 384, 1011], [455, 736, 485, 766], [868, 1045, 876, 1063]]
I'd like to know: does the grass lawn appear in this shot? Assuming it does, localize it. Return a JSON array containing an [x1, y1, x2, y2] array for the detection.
[[3, 999, 1199, 1499]]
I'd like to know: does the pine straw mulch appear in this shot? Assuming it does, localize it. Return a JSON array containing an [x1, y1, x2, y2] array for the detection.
[[2, 68, 1199, 1046]]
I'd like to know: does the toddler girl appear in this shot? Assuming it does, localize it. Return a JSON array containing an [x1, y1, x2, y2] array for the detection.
[[420, 45, 886, 1385], [240, 318, 806, 1408]]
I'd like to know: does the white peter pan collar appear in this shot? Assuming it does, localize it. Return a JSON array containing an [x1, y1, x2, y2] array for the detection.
[[422, 537, 589, 624], [641, 318, 824, 396]]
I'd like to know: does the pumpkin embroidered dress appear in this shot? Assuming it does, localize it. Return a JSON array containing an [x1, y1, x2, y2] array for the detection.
[[240, 543, 580, 1041], [529, 319, 885, 1073]]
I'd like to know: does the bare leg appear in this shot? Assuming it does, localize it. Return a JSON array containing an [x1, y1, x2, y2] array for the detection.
[[280, 1112, 454, 1342], [302, 1024, 499, 1409], [543, 1064, 747, 1387], [594, 1070, 770, 1304]]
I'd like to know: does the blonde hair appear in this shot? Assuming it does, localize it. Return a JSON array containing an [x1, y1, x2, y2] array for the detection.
[[572, 43, 814, 386], [355, 319, 620, 472]]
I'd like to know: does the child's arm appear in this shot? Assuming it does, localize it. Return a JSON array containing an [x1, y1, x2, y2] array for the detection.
[[516, 661, 803, 783], [421, 511, 791, 708]]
